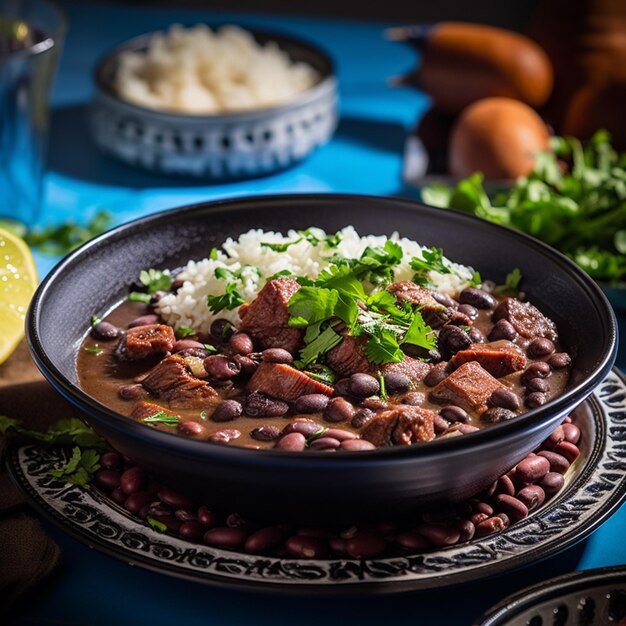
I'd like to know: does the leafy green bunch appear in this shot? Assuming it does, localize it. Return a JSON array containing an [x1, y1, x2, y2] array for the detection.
[[422, 131, 626, 284]]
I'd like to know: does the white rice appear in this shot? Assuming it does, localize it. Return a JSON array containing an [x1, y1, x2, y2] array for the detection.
[[156, 226, 476, 334], [115, 24, 319, 114]]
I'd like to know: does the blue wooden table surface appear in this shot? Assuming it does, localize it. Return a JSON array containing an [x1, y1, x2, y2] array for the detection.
[[12, 1, 626, 624]]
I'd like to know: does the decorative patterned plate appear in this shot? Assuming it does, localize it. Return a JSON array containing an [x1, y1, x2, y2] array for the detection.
[[8, 370, 626, 595]]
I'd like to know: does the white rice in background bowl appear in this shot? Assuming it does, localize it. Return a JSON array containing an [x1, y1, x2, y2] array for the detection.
[[156, 226, 476, 334]]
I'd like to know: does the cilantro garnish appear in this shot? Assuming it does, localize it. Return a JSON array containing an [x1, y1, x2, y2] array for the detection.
[[129, 268, 172, 302], [207, 283, 245, 313], [203, 343, 218, 354], [295, 326, 342, 368], [142, 411, 180, 426], [261, 229, 343, 252], [147, 517, 168, 533], [305, 427, 329, 447], [209, 247, 219, 260], [90, 315, 102, 328], [49, 446, 101, 489], [84, 345, 104, 355], [378, 373, 388, 401], [493, 268, 522, 297], [175, 326, 195, 338], [128, 292, 152, 304], [304, 365, 337, 385]]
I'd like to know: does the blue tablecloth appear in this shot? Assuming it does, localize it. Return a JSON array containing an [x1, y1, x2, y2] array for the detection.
[[12, 1, 626, 624]]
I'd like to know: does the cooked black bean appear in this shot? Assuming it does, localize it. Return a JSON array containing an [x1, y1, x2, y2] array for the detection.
[[210, 318, 234, 340], [172, 339, 205, 353], [118, 383, 148, 400], [250, 425, 281, 441], [459, 287, 496, 309], [227, 332, 253, 355], [522, 362, 551, 382], [448, 310, 472, 327], [203, 355, 241, 380], [528, 337, 555, 357], [333, 378, 352, 397], [233, 354, 259, 375], [458, 303, 478, 320], [351, 408, 374, 429], [275, 432, 306, 451], [325, 428, 357, 441], [525, 392, 547, 408], [548, 352, 572, 369], [244, 392, 289, 418], [282, 420, 324, 437], [468, 328, 486, 343], [309, 436, 341, 450], [526, 377, 550, 393], [325, 397, 356, 423], [402, 391, 426, 406], [440, 405, 469, 423], [212, 399, 243, 422], [129, 314, 159, 328], [489, 319, 517, 341], [209, 429, 241, 444], [360, 397, 388, 411], [424, 362, 450, 387], [481, 407, 516, 424], [434, 415, 450, 433], [438, 325, 471, 353], [382, 371, 410, 393], [178, 421, 207, 438], [295, 394, 330, 414], [432, 292, 457, 308], [261, 348, 293, 364], [489, 388, 521, 411], [340, 439, 376, 451], [91, 321, 121, 340]]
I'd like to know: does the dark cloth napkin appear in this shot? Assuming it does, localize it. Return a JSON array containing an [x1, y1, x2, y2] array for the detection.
[[0, 340, 82, 614]]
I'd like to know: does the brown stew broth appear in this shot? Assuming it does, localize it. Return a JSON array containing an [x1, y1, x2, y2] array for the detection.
[[78, 295, 570, 450]]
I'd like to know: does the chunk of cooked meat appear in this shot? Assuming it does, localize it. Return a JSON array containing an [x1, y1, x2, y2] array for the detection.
[[492, 297, 558, 342], [124, 324, 175, 360], [326, 335, 370, 377], [239, 277, 304, 353], [387, 281, 450, 328], [429, 361, 507, 413], [131, 400, 180, 422], [141, 355, 218, 409], [380, 357, 430, 385], [449, 340, 527, 378], [247, 362, 333, 402], [361, 405, 436, 446]]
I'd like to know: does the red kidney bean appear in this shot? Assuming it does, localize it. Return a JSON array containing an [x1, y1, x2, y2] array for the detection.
[[562, 423, 581, 444], [296, 527, 334, 538], [261, 348, 293, 364], [229, 332, 254, 355], [469, 328, 486, 343], [340, 439, 376, 451], [118, 383, 148, 400], [197, 506, 217, 527], [460, 287, 496, 309], [100, 451, 123, 470], [172, 339, 205, 353], [94, 469, 121, 492], [516, 455, 550, 483], [383, 371, 410, 392], [123, 491, 154, 514], [494, 494, 528, 523], [489, 319, 517, 341], [203, 355, 241, 380], [525, 377, 550, 393], [496, 475, 516, 497], [329, 537, 348, 554], [244, 392, 289, 417], [295, 394, 330, 414], [120, 467, 147, 495], [155, 516, 181, 533], [424, 362, 449, 387], [562, 415, 572, 423], [203, 527, 248, 549], [440, 405, 469, 423], [281, 420, 322, 438], [489, 388, 521, 411], [325, 397, 355, 423], [540, 472, 565, 497], [496, 513, 510, 529], [324, 428, 357, 441], [250, 425, 281, 441], [474, 501, 494, 516], [537, 450, 570, 474], [554, 441, 580, 463], [449, 423, 480, 434], [129, 314, 159, 328], [209, 429, 241, 444], [395, 532, 431, 551], [458, 303, 478, 320], [245, 527, 283, 554], [210, 318, 234, 340], [528, 338, 555, 357], [285, 535, 327, 559], [178, 421, 207, 438], [174, 509, 197, 522], [415, 524, 461, 547], [226, 513, 256, 530], [146, 502, 173, 518], [309, 437, 341, 450], [522, 362, 551, 383], [516, 485, 546, 511], [548, 352, 571, 369], [525, 392, 547, 409], [432, 292, 458, 308], [481, 407, 516, 424], [439, 325, 471, 353], [457, 520, 476, 543], [91, 321, 121, 340], [346, 532, 387, 558], [349, 373, 380, 398], [470, 512, 489, 526], [110, 487, 126, 505], [351, 408, 374, 429], [157, 488, 194, 509], [275, 432, 306, 451], [179, 521, 205, 541], [434, 416, 450, 434], [360, 397, 388, 411], [211, 399, 243, 422], [233, 354, 259, 375], [475, 516, 507, 538]]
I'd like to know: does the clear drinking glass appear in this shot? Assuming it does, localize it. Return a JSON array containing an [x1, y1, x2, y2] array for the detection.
[[0, 0, 65, 229]]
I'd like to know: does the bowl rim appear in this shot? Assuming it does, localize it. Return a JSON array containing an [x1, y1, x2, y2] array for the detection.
[[26, 193, 619, 464], [92, 24, 337, 123]]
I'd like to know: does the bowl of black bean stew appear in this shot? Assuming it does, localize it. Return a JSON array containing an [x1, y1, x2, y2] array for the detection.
[[27, 194, 617, 523]]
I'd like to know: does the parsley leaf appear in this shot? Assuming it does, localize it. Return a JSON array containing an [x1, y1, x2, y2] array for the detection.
[[49, 446, 101, 489], [207, 283, 245, 313], [366, 327, 404, 364], [403, 310, 436, 350], [295, 326, 342, 368], [288, 287, 338, 328], [175, 326, 195, 338], [139, 269, 172, 294]]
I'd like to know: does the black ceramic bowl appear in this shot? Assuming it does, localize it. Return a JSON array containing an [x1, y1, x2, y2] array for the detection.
[[27, 194, 618, 524]]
